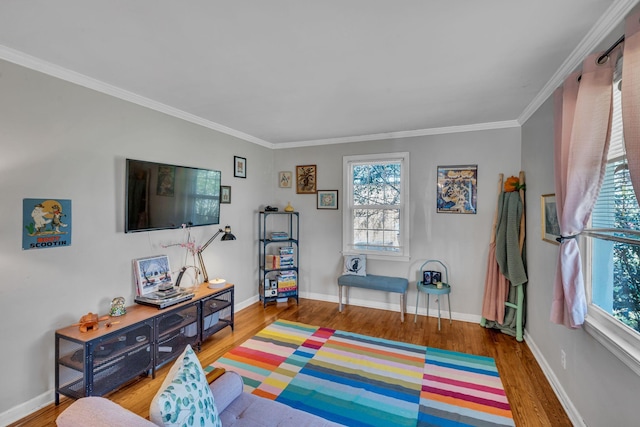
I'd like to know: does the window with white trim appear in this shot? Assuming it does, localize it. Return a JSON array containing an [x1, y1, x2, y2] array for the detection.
[[585, 56, 640, 375], [342, 152, 410, 261]]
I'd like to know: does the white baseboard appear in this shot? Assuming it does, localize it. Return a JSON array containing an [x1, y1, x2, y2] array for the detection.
[[525, 334, 584, 427], [0, 390, 53, 426], [302, 291, 482, 324]]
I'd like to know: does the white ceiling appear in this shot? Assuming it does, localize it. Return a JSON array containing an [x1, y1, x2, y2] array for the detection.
[[0, 1, 636, 147]]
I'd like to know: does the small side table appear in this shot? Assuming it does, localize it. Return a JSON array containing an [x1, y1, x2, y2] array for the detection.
[[415, 281, 452, 330]]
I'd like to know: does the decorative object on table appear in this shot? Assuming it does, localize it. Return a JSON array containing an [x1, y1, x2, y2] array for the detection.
[[208, 278, 227, 289], [109, 297, 126, 317], [196, 225, 236, 284], [264, 205, 278, 212], [279, 171, 292, 188], [234, 156, 247, 178], [317, 190, 338, 209], [284, 202, 294, 212], [220, 185, 231, 204], [422, 270, 441, 285], [133, 255, 173, 296], [296, 164, 317, 194], [22, 198, 72, 250], [343, 254, 366, 276], [436, 165, 477, 214], [541, 193, 560, 244], [73, 312, 109, 333]]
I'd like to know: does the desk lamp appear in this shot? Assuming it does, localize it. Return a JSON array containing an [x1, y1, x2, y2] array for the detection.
[[197, 225, 236, 285]]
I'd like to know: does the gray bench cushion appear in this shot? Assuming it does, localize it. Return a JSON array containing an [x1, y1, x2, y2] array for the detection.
[[337, 274, 408, 293]]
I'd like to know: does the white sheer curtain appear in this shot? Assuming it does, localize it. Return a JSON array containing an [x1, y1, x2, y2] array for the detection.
[[551, 49, 618, 328]]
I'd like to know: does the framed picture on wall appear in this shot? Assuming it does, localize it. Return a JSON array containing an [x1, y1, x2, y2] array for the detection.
[[234, 156, 246, 178], [279, 171, 292, 188], [541, 194, 560, 244], [436, 165, 478, 214], [221, 185, 231, 204], [317, 190, 338, 209], [296, 165, 317, 194]]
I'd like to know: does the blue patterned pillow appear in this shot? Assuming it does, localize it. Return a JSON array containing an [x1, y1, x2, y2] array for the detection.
[[149, 345, 222, 427]]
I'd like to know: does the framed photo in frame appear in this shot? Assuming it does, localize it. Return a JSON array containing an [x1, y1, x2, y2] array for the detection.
[[133, 255, 173, 296], [436, 164, 478, 214], [296, 165, 316, 194], [541, 194, 560, 244], [234, 156, 247, 178], [317, 190, 338, 209], [221, 185, 231, 204], [279, 171, 292, 188]]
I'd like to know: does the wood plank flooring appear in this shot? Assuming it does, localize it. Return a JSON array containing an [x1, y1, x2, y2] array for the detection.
[[10, 299, 571, 426]]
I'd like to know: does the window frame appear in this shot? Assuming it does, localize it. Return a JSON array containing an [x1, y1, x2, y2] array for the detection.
[[342, 152, 410, 261], [583, 57, 640, 376]]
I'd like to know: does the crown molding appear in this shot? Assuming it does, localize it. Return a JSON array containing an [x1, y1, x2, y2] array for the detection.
[[0, 44, 273, 149], [273, 120, 521, 149], [519, 0, 640, 125]]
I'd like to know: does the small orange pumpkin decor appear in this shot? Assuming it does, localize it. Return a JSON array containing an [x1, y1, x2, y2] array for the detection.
[[504, 176, 520, 192]]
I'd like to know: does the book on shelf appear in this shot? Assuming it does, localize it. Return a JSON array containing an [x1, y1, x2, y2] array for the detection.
[[279, 246, 294, 255], [270, 231, 289, 240]]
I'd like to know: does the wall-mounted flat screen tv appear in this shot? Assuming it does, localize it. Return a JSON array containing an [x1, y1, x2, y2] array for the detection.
[[125, 159, 221, 233]]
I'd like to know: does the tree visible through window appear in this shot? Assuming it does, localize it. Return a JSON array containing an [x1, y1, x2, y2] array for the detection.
[[590, 63, 640, 335], [343, 153, 410, 259]]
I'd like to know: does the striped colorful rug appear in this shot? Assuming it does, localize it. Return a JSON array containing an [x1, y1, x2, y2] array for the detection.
[[208, 320, 514, 427]]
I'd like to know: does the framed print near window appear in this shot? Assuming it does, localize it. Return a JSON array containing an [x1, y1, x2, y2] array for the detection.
[[296, 165, 316, 194], [234, 156, 246, 178], [317, 190, 338, 209], [221, 185, 231, 204], [279, 171, 292, 188], [436, 164, 478, 214], [541, 194, 560, 244]]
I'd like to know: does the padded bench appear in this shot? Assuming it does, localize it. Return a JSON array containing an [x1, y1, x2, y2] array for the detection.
[[337, 274, 409, 322]]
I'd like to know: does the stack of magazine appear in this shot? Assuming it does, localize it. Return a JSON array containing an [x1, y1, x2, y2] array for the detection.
[[133, 255, 195, 309]]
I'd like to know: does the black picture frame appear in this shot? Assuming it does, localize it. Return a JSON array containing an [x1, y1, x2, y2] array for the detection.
[[234, 156, 247, 178], [221, 185, 231, 204]]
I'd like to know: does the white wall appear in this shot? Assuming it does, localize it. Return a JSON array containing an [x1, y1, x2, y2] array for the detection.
[[0, 59, 272, 421], [272, 129, 522, 319], [522, 97, 640, 426]]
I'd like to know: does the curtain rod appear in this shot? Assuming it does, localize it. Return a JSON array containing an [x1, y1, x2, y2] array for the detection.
[[598, 34, 625, 64]]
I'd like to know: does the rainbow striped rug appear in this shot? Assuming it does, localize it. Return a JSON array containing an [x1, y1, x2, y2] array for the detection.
[[209, 320, 514, 426]]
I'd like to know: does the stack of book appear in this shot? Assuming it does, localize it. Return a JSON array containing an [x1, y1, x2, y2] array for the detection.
[[277, 270, 297, 297], [270, 231, 289, 240], [265, 246, 295, 269]]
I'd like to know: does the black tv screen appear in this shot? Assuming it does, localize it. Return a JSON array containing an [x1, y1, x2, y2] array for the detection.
[[125, 159, 221, 233]]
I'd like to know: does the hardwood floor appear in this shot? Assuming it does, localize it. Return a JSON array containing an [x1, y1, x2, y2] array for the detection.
[[10, 299, 571, 426]]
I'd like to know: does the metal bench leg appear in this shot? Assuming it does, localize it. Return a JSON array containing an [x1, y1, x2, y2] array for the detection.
[[338, 285, 343, 312]]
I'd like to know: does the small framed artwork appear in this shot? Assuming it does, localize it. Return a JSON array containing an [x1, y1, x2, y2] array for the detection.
[[279, 171, 292, 188], [541, 194, 560, 244], [296, 165, 317, 194], [133, 255, 173, 296], [221, 185, 231, 204], [436, 164, 478, 214], [234, 156, 247, 178], [317, 190, 338, 209]]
